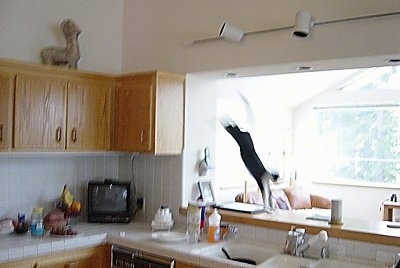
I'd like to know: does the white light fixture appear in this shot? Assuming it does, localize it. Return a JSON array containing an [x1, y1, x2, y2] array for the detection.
[[219, 22, 245, 42], [186, 11, 400, 45], [293, 10, 313, 38]]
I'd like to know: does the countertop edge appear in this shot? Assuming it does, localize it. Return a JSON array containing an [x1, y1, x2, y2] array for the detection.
[[179, 206, 400, 247]]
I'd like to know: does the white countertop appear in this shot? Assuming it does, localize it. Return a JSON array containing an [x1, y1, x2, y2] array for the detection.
[[0, 221, 386, 268]]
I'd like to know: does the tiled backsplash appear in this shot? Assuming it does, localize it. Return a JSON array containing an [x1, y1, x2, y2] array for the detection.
[[127, 153, 186, 227], [0, 153, 185, 227], [0, 153, 120, 219]]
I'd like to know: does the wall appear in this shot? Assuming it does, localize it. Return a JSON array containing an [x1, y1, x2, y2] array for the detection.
[[0, 153, 121, 220], [0, 0, 124, 73], [181, 74, 218, 206]]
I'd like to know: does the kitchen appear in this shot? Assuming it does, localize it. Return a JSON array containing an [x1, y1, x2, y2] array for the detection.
[[1, 0, 400, 267]]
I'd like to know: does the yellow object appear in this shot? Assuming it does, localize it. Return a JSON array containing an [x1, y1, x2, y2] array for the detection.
[[207, 208, 221, 243], [61, 184, 74, 207], [243, 181, 248, 203]]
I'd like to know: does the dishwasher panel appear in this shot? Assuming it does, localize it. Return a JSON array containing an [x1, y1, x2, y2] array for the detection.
[[112, 245, 175, 268]]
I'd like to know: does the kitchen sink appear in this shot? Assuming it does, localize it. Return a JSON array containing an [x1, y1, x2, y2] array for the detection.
[[309, 258, 378, 268], [192, 239, 280, 265], [192, 240, 378, 267], [260, 254, 317, 268]]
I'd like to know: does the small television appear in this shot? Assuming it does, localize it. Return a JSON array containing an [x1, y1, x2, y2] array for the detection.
[[88, 179, 133, 223]]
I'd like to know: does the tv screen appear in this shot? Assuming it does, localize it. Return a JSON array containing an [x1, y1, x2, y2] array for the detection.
[[88, 180, 132, 223]]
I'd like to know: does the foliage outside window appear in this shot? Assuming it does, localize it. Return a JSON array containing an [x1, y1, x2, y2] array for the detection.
[[316, 106, 400, 184], [308, 66, 400, 186]]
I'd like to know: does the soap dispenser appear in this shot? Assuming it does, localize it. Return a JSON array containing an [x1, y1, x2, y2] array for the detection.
[[207, 208, 221, 242]]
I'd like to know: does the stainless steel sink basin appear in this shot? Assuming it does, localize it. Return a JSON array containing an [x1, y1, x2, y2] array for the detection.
[[192, 239, 280, 265], [260, 254, 317, 268], [192, 240, 378, 267]]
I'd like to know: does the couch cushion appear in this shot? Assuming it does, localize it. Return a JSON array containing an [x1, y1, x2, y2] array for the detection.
[[310, 194, 331, 209], [271, 189, 291, 210], [284, 186, 312, 209]]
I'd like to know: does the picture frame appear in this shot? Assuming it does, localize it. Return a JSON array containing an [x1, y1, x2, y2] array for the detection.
[[197, 181, 215, 205]]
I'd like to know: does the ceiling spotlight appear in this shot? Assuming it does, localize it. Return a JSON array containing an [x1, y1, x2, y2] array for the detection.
[[219, 22, 245, 42], [293, 10, 313, 38]]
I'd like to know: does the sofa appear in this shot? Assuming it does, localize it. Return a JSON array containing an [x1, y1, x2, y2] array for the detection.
[[235, 185, 331, 210]]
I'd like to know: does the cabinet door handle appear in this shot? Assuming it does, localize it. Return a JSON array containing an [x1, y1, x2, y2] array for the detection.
[[0, 124, 3, 141], [65, 261, 80, 268], [140, 129, 144, 143], [55, 127, 62, 142], [71, 128, 77, 142]]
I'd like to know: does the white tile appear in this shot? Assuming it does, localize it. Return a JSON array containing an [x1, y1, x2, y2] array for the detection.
[[199, 256, 215, 268], [0, 249, 9, 263], [8, 246, 23, 260], [254, 226, 268, 242], [266, 229, 286, 246], [240, 224, 255, 240], [51, 240, 65, 252], [377, 249, 397, 264], [337, 238, 356, 257], [186, 254, 200, 266], [77, 236, 90, 248], [37, 242, 52, 255], [353, 241, 376, 261], [23, 244, 37, 257], [64, 237, 78, 250], [89, 234, 107, 245]]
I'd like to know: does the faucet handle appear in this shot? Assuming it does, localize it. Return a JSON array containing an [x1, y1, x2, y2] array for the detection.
[[321, 245, 329, 258], [228, 226, 238, 234], [393, 252, 400, 268], [222, 225, 238, 240]]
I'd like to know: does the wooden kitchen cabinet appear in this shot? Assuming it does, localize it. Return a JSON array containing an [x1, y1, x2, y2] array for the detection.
[[175, 262, 199, 268], [114, 71, 185, 155], [0, 244, 111, 268], [2, 59, 113, 151], [0, 72, 14, 151], [14, 73, 67, 150], [66, 79, 112, 150]]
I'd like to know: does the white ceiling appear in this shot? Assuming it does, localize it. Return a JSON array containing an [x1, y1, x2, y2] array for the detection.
[[217, 67, 363, 108]]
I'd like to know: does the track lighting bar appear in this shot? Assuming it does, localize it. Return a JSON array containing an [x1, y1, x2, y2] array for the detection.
[[186, 11, 400, 46]]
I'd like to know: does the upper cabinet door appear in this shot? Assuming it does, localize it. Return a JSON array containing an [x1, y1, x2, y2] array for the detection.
[[66, 79, 112, 150], [114, 73, 154, 152], [154, 72, 185, 155], [14, 74, 67, 150], [0, 73, 14, 151], [114, 71, 185, 154]]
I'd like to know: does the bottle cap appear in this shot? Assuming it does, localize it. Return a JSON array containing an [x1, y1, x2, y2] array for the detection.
[[32, 207, 43, 214]]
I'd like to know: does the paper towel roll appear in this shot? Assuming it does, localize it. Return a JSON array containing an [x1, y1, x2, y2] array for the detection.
[[330, 199, 343, 225]]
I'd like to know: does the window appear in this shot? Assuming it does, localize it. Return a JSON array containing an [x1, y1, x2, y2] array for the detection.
[[296, 66, 400, 186], [313, 105, 400, 184], [215, 65, 400, 199]]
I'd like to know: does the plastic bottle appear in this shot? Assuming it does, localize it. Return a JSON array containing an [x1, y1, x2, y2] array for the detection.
[[31, 207, 44, 236], [207, 208, 221, 242]]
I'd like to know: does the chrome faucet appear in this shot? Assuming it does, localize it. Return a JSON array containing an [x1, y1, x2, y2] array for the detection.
[[296, 230, 329, 258], [284, 228, 329, 258], [283, 227, 304, 256], [391, 253, 400, 268], [222, 226, 238, 241]]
